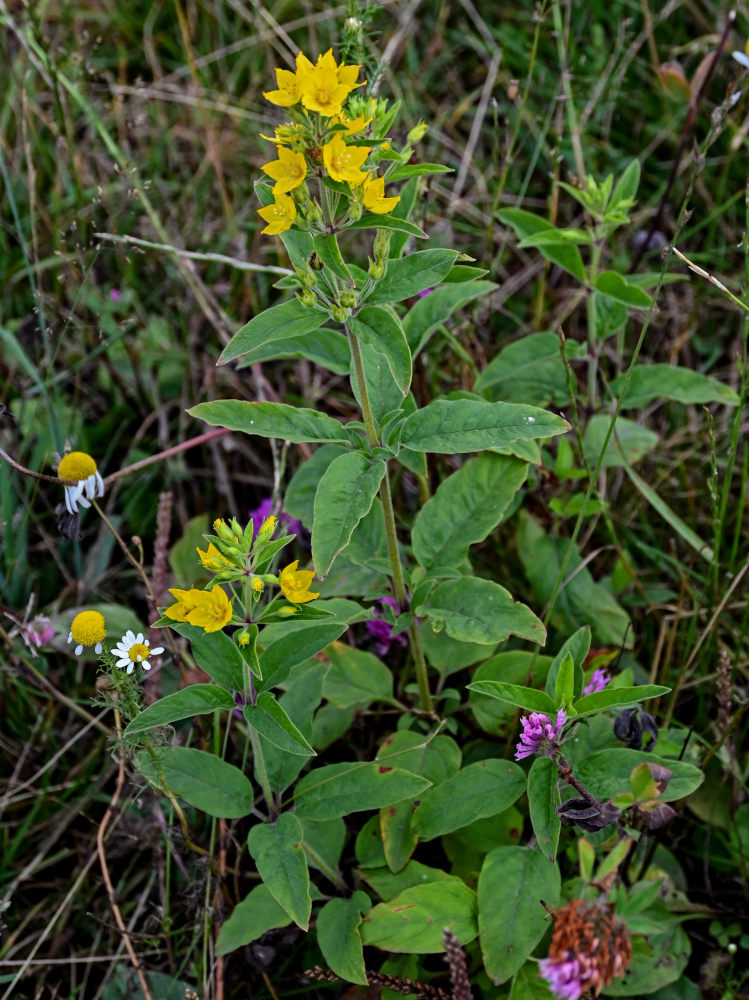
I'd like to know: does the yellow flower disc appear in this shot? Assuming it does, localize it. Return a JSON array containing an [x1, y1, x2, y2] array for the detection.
[[58, 451, 97, 482], [70, 610, 106, 646]]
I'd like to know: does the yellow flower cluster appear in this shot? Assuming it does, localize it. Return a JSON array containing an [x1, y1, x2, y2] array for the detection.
[[258, 49, 400, 235], [166, 585, 233, 633]]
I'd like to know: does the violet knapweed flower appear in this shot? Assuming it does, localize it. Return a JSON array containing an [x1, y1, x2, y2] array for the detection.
[[365, 596, 408, 657], [582, 668, 609, 697], [249, 497, 303, 540], [514, 709, 566, 760]]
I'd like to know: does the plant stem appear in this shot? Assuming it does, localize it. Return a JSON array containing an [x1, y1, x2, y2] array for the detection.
[[586, 238, 602, 407], [346, 327, 433, 714]]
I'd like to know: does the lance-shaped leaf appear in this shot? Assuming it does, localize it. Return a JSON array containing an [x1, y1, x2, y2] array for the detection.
[[316, 892, 371, 986], [347, 214, 427, 239], [360, 881, 477, 953], [412, 453, 527, 571], [611, 363, 739, 408], [417, 578, 546, 646], [259, 623, 347, 690], [545, 626, 590, 701], [312, 451, 386, 578], [136, 746, 253, 818], [233, 328, 350, 375], [400, 398, 569, 453], [216, 884, 291, 955], [168, 622, 246, 690], [244, 692, 315, 756], [366, 249, 460, 304], [403, 280, 496, 355], [189, 400, 350, 445], [466, 681, 557, 716], [412, 759, 526, 839], [125, 684, 236, 735], [498, 207, 587, 283], [478, 846, 561, 983], [219, 299, 327, 365], [527, 756, 561, 863], [248, 812, 311, 930], [572, 684, 669, 718], [349, 305, 412, 396], [294, 761, 431, 820], [595, 270, 652, 308]]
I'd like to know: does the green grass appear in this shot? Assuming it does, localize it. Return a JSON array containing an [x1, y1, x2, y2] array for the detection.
[[1, 0, 748, 997]]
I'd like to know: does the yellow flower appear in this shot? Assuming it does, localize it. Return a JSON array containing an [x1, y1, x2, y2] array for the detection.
[[263, 66, 302, 107], [261, 147, 307, 195], [165, 588, 201, 622], [362, 174, 400, 214], [58, 450, 105, 514], [335, 112, 371, 136], [323, 133, 370, 184], [68, 610, 106, 655], [257, 193, 297, 235], [185, 585, 233, 633], [299, 49, 360, 117], [252, 577, 264, 593], [197, 542, 235, 572], [280, 560, 319, 604]]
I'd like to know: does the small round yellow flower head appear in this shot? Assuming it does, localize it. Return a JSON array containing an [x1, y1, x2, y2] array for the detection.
[[252, 577, 264, 593], [279, 560, 320, 603], [197, 542, 235, 572], [185, 585, 233, 633], [362, 174, 400, 215], [58, 451, 105, 514], [258, 193, 297, 236], [111, 630, 164, 674], [263, 66, 303, 107], [261, 147, 307, 195], [68, 610, 106, 655], [323, 133, 371, 184]]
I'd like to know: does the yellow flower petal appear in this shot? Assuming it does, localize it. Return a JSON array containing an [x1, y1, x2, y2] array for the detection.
[[323, 133, 371, 184], [280, 560, 319, 604], [257, 192, 297, 235]]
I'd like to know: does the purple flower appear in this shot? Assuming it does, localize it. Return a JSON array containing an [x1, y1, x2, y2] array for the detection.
[[416, 287, 435, 298], [514, 709, 566, 760], [582, 668, 609, 697], [539, 955, 594, 1000], [109, 289, 121, 302], [248, 497, 303, 540], [365, 596, 408, 657], [23, 616, 54, 649]]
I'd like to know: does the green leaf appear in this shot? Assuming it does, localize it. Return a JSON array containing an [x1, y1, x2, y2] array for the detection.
[[284, 445, 348, 527], [401, 398, 569, 453], [475, 332, 572, 406], [412, 453, 527, 571], [611, 364, 739, 408], [418, 578, 546, 646], [366, 250, 460, 304], [545, 627, 590, 701], [412, 760, 526, 839], [610, 159, 641, 209], [350, 305, 412, 395], [347, 214, 427, 239], [466, 681, 557, 716], [517, 512, 631, 647], [166, 623, 246, 690], [527, 757, 561, 863], [233, 328, 350, 375], [553, 653, 575, 709], [594, 271, 653, 308], [317, 893, 371, 986], [216, 884, 292, 954], [259, 623, 347, 690], [518, 227, 592, 247], [497, 208, 587, 283], [189, 400, 350, 445], [136, 746, 253, 818], [468, 652, 553, 735], [299, 815, 346, 876], [125, 684, 236, 735], [313, 234, 351, 280], [387, 162, 453, 182], [323, 642, 394, 707], [294, 761, 431, 820], [574, 750, 704, 802], [625, 465, 714, 561], [247, 813, 311, 930], [243, 692, 316, 756], [360, 881, 477, 953], [573, 684, 670, 718], [582, 414, 659, 469], [312, 451, 386, 578], [403, 281, 497, 355], [605, 926, 691, 995], [478, 846, 561, 983], [219, 299, 327, 365], [361, 860, 462, 899], [381, 800, 418, 873]]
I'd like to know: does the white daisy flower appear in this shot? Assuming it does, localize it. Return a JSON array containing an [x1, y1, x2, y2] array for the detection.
[[57, 451, 105, 514], [68, 610, 106, 655], [111, 630, 164, 674]]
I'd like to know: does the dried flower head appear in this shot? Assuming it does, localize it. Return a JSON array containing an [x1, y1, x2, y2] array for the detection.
[[539, 899, 632, 1000]]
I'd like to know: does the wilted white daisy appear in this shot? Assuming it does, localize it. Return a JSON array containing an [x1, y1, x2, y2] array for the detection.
[[57, 451, 105, 514], [68, 610, 106, 655], [111, 630, 163, 674]]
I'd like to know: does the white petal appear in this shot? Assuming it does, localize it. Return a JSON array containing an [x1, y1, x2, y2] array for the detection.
[[115, 658, 131, 669], [64, 487, 77, 515], [732, 51, 749, 69], [135, 632, 144, 644], [68, 632, 73, 643], [95, 642, 103, 654], [141, 661, 151, 671], [94, 470, 105, 497], [150, 647, 164, 656], [127, 662, 135, 674], [75, 644, 83, 655]]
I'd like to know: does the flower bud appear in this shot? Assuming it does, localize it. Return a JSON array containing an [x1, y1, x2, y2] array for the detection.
[[306, 200, 323, 225], [277, 605, 300, 617], [368, 259, 385, 280], [331, 304, 349, 323], [373, 228, 392, 264], [339, 290, 357, 308], [348, 202, 363, 221], [344, 16, 362, 34], [257, 514, 276, 541], [295, 263, 317, 290], [408, 121, 428, 144], [213, 518, 235, 544], [310, 251, 325, 271], [297, 288, 317, 308]]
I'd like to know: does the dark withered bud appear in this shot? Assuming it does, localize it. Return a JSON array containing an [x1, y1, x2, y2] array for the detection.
[[639, 802, 677, 830], [614, 707, 658, 750], [558, 796, 620, 832], [309, 251, 324, 271], [56, 505, 81, 540]]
